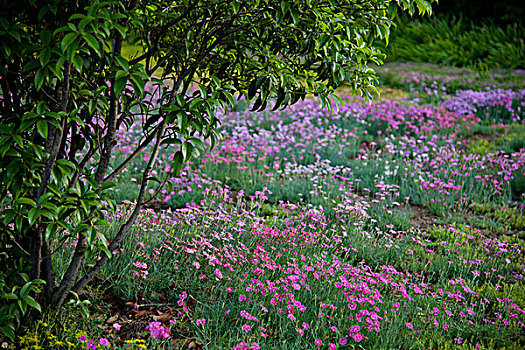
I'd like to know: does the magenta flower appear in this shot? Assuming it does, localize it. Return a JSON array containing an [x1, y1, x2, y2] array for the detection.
[[147, 321, 170, 339], [242, 324, 251, 332], [315, 339, 323, 345], [86, 339, 97, 350], [406, 322, 413, 329], [99, 338, 110, 348], [113, 323, 121, 330]]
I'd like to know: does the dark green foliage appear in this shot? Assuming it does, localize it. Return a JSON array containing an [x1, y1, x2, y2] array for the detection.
[[432, 0, 524, 26], [382, 16, 525, 69]]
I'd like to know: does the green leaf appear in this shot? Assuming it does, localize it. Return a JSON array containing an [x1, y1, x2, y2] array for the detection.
[[232, 1, 240, 14], [34, 69, 44, 91], [222, 91, 235, 108], [100, 181, 116, 191], [130, 73, 145, 92], [83, 33, 101, 56], [414, 0, 432, 15], [2, 209, 16, 225], [45, 223, 58, 242], [115, 56, 129, 71], [36, 120, 48, 138], [2, 293, 18, 300], [24, 296, 42, 312], [19, 282, 32, 298], [72, 54, 83, 72], [17, 300, 27, 315], [28, 208, 40, 226], [172, 151, 184, 176], [177, 112, 188, 134], [188, 98, 203, 111], [161, 137, 182, 146], [0, 325, 15, 341], [14, 197, 37, 207], [182, 141, 194, 161], [113, 77, 127, 95], [40, 29, 51, 46], [281, 2, 290, 15], [289, 7, 299, 25], [94, 219, 111, 227], [61, 32, 78, 51], [189, 137, 205, 150]]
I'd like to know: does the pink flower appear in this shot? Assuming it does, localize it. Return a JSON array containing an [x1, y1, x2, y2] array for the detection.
[[406, 322, 413, 329], [340, 337, 347, 345], [242, 324, 251, 332], [79, 335, 86, 342], [353, 333, 364, 342], [214, 268, 223, 279], [99, 338, 110, 348], [297, 329, 304, 335], [330, 326, 338, 333], [302, 322, 309, 330], [329, 343, 336, 350], [196, 318, 206, 326], [147, 321, 169, 339], [314, 339, 323, 345], [239, 294, 247, 302], [113, 323, 121, 331]]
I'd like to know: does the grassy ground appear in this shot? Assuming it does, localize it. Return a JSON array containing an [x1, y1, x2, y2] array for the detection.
[[10, 63, 525, 350]]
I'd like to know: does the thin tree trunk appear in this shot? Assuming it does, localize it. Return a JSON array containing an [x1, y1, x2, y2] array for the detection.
[[51, 231, 88, 307], [72, 120, 167, 294], [94, 35, 123, 185]]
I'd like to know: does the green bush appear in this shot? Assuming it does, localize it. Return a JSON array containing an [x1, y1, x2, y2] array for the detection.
[[381, 16, 525, 69]]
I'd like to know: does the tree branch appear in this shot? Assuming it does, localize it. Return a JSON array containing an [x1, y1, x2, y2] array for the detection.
[[103, 121, 163, 183], [72, 120, 167, 294]]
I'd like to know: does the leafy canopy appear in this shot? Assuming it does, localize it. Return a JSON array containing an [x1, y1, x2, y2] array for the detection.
[[0, 0, 434, 341]]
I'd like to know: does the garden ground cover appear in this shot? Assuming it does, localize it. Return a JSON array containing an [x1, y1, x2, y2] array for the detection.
[[15, 63, 525, 350]]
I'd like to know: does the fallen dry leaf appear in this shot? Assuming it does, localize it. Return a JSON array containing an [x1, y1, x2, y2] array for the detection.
[[152, 312, 171, 322], [106, 315, 119, 324]]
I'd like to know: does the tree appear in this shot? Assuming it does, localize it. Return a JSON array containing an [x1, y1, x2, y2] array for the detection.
[[0, 0, 434, 340]]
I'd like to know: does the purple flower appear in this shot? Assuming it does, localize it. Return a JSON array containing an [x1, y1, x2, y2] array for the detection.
[[86, 339, 97, 350]]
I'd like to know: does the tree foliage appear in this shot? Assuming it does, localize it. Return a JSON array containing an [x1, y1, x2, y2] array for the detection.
[[0, 0, 434, 340]]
